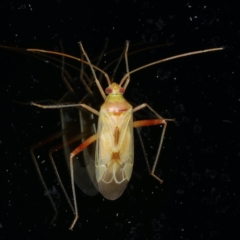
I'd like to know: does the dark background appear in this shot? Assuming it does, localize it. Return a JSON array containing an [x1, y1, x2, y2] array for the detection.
[[0, 1, 239, 239]]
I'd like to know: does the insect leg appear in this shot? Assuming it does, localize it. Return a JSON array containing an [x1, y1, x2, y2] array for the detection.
[[31, 102, 99, 116], [133, 103, 174, 183], [48, 130, 93, 215], [69, 133, 98, 230], [30, 129, 71, 224]]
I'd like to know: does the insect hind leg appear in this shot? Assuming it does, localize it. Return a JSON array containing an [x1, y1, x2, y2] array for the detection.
[[133, 103, 174, 183]]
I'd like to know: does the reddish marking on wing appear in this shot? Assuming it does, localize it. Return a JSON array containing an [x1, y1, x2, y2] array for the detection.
[[114, 127, 120, 146], [111, 151, 120, 162]]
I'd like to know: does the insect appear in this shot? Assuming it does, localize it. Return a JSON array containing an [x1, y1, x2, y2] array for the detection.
[[2, 41, 174, 227], [28, 41, 223, 230], [28, 41, 151, 223]]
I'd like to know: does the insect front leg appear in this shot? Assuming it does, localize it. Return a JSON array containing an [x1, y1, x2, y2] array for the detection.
[[133, 103, 174, 184]]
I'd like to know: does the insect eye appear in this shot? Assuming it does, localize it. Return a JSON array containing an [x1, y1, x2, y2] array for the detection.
[[105, 87, 112, 94], [119, 87, 125, 94]]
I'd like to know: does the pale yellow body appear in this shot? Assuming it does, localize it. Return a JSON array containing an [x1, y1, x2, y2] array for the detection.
[[95, 83, 134, 200]]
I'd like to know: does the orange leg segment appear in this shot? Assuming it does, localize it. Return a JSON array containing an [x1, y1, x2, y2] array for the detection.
[[133, 118, 166, 128]]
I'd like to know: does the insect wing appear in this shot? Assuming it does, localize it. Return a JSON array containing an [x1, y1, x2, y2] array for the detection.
[[95, 103, 134, 200]]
